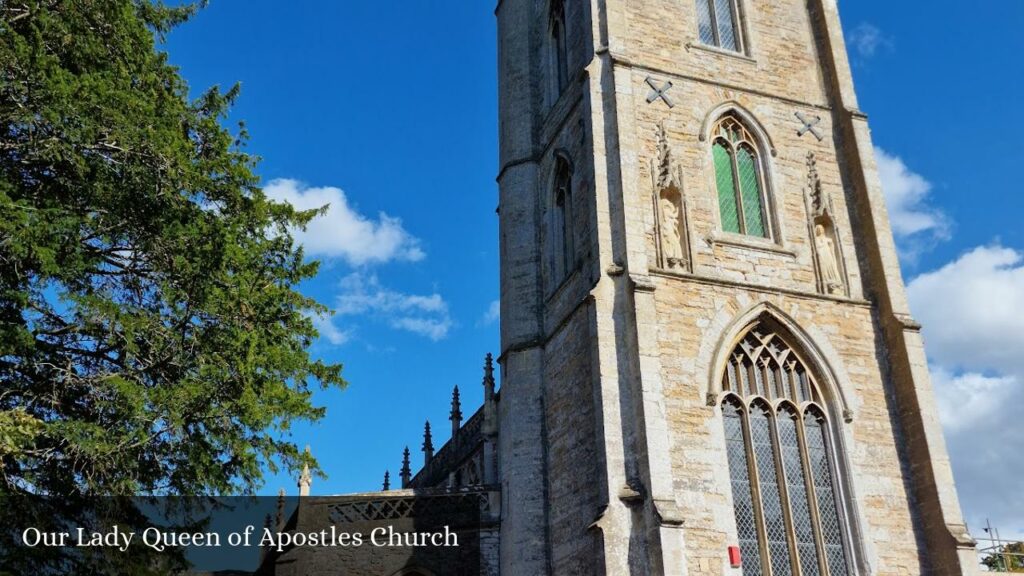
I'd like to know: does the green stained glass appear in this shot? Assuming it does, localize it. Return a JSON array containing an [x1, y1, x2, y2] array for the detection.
[[737, 146, 766, 237], [714, 142, 740, 234]]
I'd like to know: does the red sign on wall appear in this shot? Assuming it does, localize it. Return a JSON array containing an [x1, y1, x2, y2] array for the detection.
[[728, 545, 742, 568]]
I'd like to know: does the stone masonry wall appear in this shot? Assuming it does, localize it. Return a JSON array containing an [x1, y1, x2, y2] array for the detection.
[[577, 0, 972, 572], [543, 305, 601, 575], [652, 286, 920, 575]]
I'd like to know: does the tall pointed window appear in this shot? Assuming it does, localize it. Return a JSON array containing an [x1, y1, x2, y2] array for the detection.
[[712, 115, 771, 238], [549, 0, 569, 102], [720, 321, 852, 576], [550, 157, 575, 284], [695, 0, 743, 52]]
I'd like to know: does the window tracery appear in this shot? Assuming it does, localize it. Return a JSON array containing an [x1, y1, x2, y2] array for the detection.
[[721, 322, 851, 576], [711, 115, 772, 238]]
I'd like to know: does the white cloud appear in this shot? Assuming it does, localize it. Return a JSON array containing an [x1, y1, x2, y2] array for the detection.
[[334, 273, 452, 341], [931, 367, 1016, 434], [312, 313, 351, 346], [390, 317, 452, 341], [908, 246, 1024, 373], [479, 300, 500, 326], [875, 147, 950, 256], [908, 245, 1024, 538], [264, 178, 425, 266], [929, 366, 1024, 540], [847, 23, 892, 59]]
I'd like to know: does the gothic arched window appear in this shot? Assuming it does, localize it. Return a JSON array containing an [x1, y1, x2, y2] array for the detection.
[[550, 157, 575, 284], [695, 0, 743, 52], [549, 0, 569, 102], [721, 322, 851, 576], [712, 115, 771, 238]]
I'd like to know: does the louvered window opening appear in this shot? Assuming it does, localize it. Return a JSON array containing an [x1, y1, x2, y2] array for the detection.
[[550, 0, 569, 97], [695, 0, 743, 52], [712, 116, 769, 238], [721, 325, 851, 576], [551, 158, 574, 284]]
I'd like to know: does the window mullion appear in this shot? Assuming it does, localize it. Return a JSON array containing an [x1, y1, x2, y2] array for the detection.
[[709, 0, 721, 47], [819, 414, 854, 576], [731, 145, 746, 234], [730, 0, 744, 53], [756, 156, 773, 239], [786, 362, 798, 403], [771, 411, 804, 576], [798, 410, 832, 576], [743, 402, 774, 576]]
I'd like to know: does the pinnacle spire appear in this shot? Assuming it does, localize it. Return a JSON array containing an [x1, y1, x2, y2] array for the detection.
[[298, 445, 312, 496], [382, 470, 391, 491], [400, 446, 412, 488], [450, 385, 463, 436], [483, 353, 495, 401], [422, 420, 434, 465], [275, 488, 286, 528], [806, 151, 825, 215], [656, 122, 673, 188]]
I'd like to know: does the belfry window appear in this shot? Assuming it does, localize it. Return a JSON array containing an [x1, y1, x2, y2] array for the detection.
[[720, 322, 851, 576], [695, 0, 743, 52], [550, 157, 575, 284], [549, 0, 569, 101], [711, 115, 771, 238]]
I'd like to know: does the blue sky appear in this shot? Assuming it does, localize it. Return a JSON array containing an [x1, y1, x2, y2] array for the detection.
[[162, 1, 1024, 539]]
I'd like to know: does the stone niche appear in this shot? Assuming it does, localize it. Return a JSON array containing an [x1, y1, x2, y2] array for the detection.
[[651, 123, 691, 272]]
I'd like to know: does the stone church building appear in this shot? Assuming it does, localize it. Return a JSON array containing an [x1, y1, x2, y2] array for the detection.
[[261, 0, 978, 574]]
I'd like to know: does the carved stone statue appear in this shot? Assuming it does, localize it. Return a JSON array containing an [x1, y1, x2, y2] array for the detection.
[[814, 224, 843, 294], [660, 196, 684, 269]]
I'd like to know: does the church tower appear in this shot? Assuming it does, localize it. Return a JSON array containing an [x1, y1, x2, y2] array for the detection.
[[495, 0, 977, 575]]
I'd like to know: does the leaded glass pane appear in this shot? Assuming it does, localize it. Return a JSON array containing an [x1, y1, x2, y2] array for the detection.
[[753, 363, 764, 397], [713, 0, 739, 51], [750, 405, 792, 576], [724, 403, 763, 576], [779, 412, 822, 576], [696, 0, 716, 46], [783, 367, 795, 402], [737, 146, 767, 238], [714, 142, 740, 233], [719, 324, 854, 576], [806, 413, 849, 576], [737, 359, 750, 397], [765, 365, 779, 400]]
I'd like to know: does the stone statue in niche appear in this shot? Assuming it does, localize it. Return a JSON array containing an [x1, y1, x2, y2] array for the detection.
[[805, 152, 847, 296], [814, 223, 844, 294], [652, 122, 689, 271], [660, 194, 685, 270]]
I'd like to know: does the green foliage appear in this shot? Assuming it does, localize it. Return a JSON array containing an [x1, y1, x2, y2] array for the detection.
[[984, 542, 1024, 572], [0, 0, 345, 498]]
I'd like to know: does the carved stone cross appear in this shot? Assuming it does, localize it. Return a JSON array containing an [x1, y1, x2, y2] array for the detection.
[[645, 76, 675, 108], [795, 111, 824, 141]]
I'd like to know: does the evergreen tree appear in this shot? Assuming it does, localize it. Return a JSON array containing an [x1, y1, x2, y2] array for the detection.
[[0, 0, 345, 499]]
